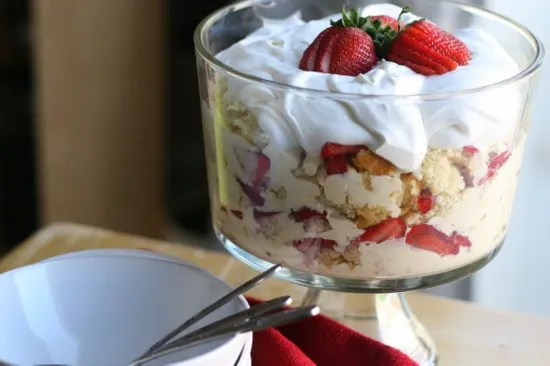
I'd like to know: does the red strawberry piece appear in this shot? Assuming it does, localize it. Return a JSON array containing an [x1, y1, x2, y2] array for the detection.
[[321, 143, 367, 158], [320, 143, 368, 176], [406, 224, 471, 256], [325, 155, 349, 175], [299, 26, 378, 76], [289, 207, 327, 222], [233, 147, 271, 187], [236, 178, 265, 207], [351, 217, 407, 244], [480, 150, 511, 184], [369, 15, 399, 31], [299, 27, 336, 71], [293, 238, 338, 251], [455, 163, 475, 188], [289, 207, 332, 233], [293, 238, 338, 264], [463, 145, 479, 154], [417, 188, 434, 214], [230, 210, 243, 220], [253, 209, 281, 220], [387, 19, 471, 75], [451, 232, 472, 248]]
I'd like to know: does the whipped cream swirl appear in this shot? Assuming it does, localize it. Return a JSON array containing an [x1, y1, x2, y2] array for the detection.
[[215, 4, 521, 171]]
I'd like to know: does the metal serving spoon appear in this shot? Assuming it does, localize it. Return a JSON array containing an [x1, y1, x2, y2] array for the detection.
[[130, 303, 320, 366], [136, 263, 282, 359]]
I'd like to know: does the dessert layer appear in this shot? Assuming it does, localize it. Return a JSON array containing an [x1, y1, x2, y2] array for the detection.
[[209, 108, 525, 279], [215, 3, 522, 171]]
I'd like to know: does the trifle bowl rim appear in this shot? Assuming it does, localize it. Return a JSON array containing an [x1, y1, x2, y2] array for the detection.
[[194, 0, 545, 101]]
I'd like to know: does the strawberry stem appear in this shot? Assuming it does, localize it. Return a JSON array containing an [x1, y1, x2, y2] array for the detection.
[[397, 6, 411, 33], [330, 6, 413, 59]]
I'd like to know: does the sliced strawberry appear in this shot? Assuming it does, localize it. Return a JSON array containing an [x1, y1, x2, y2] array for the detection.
[[417, 188, 434, 214], [455, 163, 475, 188], [253, 209, 281, 220], [293, 238, 338, 264], [289, 207, 332, 233], [321, 143, 367, 158], [293, 238, 337, 250], [463, 145, 479, 154], [325, 155, 348, 175], [480, 150, 511, 184], [289, 207, 327, 222], [451, 232, 472, 248], [230, 210, 243, 220], [387, 19, 471, 75], [299, 18, 378, 76], [329, 28, 378, 76], [406, 224, 471, 256], [233, 147, 271, 187], [236, 178, 265, 207], [299, 27, 336, 71], [253, 152, 271, 187], [351, 217, 407, 244]]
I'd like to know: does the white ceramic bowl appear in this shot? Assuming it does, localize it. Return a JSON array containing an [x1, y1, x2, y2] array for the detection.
[[40, 248, 192, 266], [0, 253, 252, 366]]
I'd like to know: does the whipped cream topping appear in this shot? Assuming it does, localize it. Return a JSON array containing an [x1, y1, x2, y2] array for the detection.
[[215, 4, 521, 171]]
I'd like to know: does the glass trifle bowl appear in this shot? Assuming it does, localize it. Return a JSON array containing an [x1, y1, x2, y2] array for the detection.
[[194, 0, 544, 364]]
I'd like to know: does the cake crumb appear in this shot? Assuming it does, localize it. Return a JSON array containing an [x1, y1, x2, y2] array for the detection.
[[319, 245, 361, 269], [421, 149, 465, 196], [355, 204, 391, 229], [351, 149, 397, 176]]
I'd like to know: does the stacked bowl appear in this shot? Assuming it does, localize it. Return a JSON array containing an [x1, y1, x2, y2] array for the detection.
[[0, 249, 252, 366]]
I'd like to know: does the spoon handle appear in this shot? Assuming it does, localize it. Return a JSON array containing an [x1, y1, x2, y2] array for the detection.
[[173, 296, 292, 346], [138, 264, 281, 358], [131, 305, 320, 366]]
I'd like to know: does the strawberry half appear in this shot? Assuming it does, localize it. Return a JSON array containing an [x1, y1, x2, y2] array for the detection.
[[351, 217, 407, 244], [406, 224, 471, 256], [300, 7, 386, 76], [300, 26, 378, 76], [387, 19, 471, 75]]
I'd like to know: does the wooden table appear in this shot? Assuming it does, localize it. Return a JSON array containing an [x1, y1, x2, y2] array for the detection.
[[1, 223, 549, 366]]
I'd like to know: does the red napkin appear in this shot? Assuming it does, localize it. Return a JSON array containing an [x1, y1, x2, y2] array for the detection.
[[245, 297, 418, 366]]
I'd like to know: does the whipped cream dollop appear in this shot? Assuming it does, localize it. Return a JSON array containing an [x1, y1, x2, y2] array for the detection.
[[215, 4, 521, 171]]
